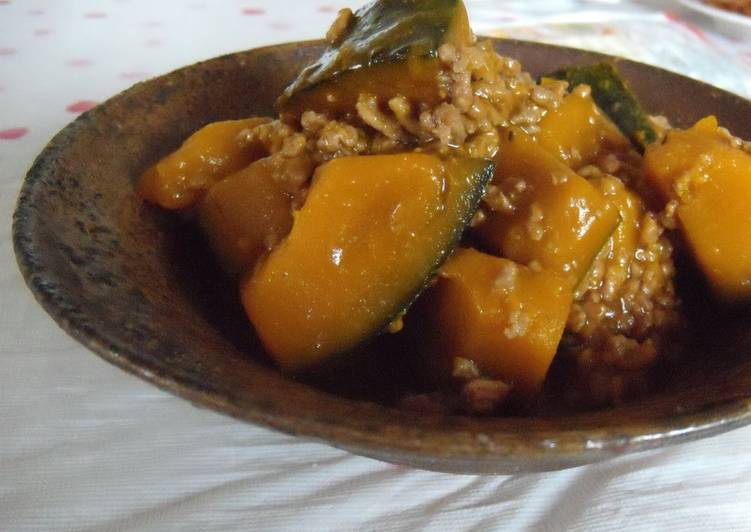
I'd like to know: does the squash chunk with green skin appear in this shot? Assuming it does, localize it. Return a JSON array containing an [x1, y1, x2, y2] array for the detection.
[[138, 117, 271, 210], [278, 0, 472, 119], [536, 84, 630, 168], [575, 176, 644, 299], [474, 131, 620, 287], [198, 157, 307, 278], [243, 153, 494, 371], [547, 63, 657, 151], [412, 248, 572, 398], [644, 116, 751, 300]]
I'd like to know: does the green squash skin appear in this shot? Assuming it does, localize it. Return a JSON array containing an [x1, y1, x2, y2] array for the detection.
[[572, 213, 623, 300], [296, 157, 494, 372], [399, 157, 496, 327], [278, 0, 467, 115], [547, 63, 657, 152]]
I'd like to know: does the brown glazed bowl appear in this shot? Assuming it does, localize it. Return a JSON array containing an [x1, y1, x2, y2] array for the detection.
[[13, 39, 751, 474]]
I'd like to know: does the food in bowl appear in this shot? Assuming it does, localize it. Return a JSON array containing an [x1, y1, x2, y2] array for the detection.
[[137, 0, 751, 415]]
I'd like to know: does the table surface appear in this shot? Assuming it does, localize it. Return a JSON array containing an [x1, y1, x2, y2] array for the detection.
[[3, 1, 751, 530]]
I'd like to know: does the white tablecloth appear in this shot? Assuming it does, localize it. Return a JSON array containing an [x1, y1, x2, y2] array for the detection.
[[3, 1, 751, 530]]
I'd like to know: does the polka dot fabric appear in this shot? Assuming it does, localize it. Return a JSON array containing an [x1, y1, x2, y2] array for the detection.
[[0, 0, 365, 155], [2, 1, 751, 531]]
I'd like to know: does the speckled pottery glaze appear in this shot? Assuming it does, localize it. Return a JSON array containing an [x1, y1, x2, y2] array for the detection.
[[13, 40, 751, 474]]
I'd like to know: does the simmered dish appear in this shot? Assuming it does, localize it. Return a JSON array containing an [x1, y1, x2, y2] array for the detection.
[[138, 0, 751, 414]]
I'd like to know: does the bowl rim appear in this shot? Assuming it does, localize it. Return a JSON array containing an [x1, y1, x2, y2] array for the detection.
[[12, 38, 751, 473]]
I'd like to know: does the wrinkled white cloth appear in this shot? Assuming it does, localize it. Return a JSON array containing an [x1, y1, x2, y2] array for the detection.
[[2, 1, 751, 530]]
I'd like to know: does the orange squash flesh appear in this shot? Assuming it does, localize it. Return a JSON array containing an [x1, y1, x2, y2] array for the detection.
[[242, 153, 493, 372], [415, 248, 572, 398], [198, 157, 305, 278], [644, 116, 751, 300], [137, 117, 270, 210], [475, 131, 620, 286], [536, 85, 630, 168]]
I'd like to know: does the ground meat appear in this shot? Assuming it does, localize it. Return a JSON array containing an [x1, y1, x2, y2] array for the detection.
[[492, 261, 518, 295], [649, 114, 672, 143], [717, 124, 751, 154], [560, 170, 682, 407], [242, 40, 562, 164], [399, 357, 511, 415], [387, 96, 422, 136], [419, 102, 469, 147], [237, 120, 298, 154], [462, 378, 511, 414], [356, 93, 408, 142], [312, 119, 369, 160], [264, 151, 315, 197], [432, 41, 561, 151]]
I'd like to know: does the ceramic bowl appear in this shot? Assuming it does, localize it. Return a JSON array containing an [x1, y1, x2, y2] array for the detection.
[[13, 39, 751, 474]]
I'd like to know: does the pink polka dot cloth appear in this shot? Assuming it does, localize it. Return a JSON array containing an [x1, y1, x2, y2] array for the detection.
[[2, 1, 751, 531]]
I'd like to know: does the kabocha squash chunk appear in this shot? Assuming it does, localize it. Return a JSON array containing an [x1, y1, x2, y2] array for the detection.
[[536, 84, 630, 168], [242, 153, 493, 371], [643, 116, 728, 198], [138, 117, 270, 210], [412, 248, 572, 398], [574, 176, 644, 299], [644, 116, 751, 300], [198, 157, 307, 278], [547, 63, 656, 151], [474, 131, 620, 286], [278, 0, 473, 119]]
